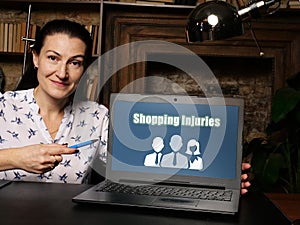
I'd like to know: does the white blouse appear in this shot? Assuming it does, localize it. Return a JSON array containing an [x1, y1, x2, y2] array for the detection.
[[0, 89, 109, 184]]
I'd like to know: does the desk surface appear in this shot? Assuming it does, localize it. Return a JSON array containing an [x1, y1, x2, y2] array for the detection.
[[266, 193, 300, 225], [0, 181, 293, 225]]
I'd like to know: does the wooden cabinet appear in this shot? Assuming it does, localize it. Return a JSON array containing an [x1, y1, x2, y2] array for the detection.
[[102, 3, 300, 95], [100, 3, 300, 137]]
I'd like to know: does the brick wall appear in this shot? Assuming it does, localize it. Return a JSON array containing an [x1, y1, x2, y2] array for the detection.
[[146, 57, 273, 140]]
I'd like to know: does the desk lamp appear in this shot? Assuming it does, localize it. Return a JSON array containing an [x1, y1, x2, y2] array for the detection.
[[185, 0, 281, 55]]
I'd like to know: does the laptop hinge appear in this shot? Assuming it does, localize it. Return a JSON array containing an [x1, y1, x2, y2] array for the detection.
[[155, 181, 226, 190]]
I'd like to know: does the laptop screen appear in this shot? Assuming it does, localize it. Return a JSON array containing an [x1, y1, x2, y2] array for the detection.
[[108, 94, 244, 186]]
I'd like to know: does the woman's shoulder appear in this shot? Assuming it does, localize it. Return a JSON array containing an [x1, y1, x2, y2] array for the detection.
[[0, 89, 34, 101]]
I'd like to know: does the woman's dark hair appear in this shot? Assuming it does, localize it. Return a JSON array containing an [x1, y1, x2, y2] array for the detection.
[[15, 19, 93, 90]]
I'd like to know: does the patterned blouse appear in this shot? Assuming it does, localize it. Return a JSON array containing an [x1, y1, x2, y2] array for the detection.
[[0, 89, 109, 184]]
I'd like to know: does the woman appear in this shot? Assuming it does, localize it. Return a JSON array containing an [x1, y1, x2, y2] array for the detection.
[[0, 19, 250, 193], [0, 19, 108, 183]]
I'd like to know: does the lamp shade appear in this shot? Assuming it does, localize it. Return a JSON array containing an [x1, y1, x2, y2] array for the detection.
[[186, 1, 244, 43]]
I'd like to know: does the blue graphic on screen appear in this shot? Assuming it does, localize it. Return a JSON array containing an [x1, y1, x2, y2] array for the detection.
[[111, 100, 239, 179]]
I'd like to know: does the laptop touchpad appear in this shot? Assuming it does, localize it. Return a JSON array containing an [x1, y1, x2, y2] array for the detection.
[[153, 197, 198, 208]]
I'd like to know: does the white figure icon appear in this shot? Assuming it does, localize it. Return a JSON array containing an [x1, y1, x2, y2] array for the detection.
[[185, 139, 203, 170], [144, 136, 164, 167], [160, 135, 188, 169]]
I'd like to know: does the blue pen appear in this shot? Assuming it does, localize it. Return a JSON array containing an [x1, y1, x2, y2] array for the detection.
[[68, 139, 98, 149]]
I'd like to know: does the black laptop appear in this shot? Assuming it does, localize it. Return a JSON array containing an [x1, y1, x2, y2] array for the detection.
[[0, 180, 11, 189], [73, 93, 244, 214]]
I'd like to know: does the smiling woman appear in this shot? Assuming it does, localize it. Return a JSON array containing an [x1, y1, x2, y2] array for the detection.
[[0, 19, 109, 184], [0, 19, 251, 194], [32, 33, 86, 122]]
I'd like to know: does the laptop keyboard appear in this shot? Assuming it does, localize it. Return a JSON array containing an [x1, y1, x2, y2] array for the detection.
[[96, 181, 232, 201]]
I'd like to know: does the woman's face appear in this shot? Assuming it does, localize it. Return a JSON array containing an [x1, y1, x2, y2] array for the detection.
[[32, 33, 86, 100]]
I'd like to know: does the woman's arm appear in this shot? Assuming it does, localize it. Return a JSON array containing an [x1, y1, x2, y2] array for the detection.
[[0, 144, 77, 173]]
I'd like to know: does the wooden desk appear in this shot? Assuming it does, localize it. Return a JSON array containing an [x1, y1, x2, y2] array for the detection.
[[265, 193, 300, 225], [0, 181, 293, 225]]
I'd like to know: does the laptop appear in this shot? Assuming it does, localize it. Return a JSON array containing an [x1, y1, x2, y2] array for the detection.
[[0, 180, 11, 189], [73, 93, 244, 214]]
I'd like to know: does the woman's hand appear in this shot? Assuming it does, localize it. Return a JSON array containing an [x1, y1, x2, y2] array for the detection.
[[7, 144, 77, 174], [241, 163, 251, 195]]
